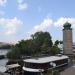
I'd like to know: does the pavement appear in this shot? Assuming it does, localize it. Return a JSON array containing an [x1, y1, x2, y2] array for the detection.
[[60, 65, 75, 75], [0, 72, 10, 75]]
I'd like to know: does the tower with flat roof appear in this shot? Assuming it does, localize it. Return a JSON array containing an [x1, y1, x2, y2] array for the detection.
[[63, 22, 73, 55]]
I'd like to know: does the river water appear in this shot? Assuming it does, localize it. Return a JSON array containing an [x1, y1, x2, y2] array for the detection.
[[0, 49, 10, 72]]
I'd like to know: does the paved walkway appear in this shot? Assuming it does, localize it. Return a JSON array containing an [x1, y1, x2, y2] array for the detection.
[[60, 65, 75, 75], [0, 72, 10, 75]]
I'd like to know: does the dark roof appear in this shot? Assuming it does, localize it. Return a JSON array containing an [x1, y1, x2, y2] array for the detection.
[[63, 22, 71, 29], [0, 72, 10, 75]]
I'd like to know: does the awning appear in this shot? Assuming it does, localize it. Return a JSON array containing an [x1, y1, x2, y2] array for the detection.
[[23, 67, 44, 72]]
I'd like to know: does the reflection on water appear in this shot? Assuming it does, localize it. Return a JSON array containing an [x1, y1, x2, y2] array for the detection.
[[0, 59, 8, 72], [0, 49, 9, 72], [0, 49, 9, 55]]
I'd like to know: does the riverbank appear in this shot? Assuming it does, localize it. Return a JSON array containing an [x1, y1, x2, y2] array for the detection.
[[0, 59, 8, 72], [0, 49, 10, 72]]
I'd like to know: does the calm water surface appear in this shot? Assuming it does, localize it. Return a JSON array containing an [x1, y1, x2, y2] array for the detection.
[[0, 49, 10, 72]]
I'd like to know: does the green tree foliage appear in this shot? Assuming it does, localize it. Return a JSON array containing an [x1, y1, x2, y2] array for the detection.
[[50, 46, 60, 55], [59, 41, 63, 44], [31, 31, 53, 54], [6, 31, 61, 59], [54, 40, 63, 46], [32, 32, 53, 47], [0, 44, 12, 49], [50, 40, 62, 55], [54, 40, 60, 46], [7, 39, 36, 59]]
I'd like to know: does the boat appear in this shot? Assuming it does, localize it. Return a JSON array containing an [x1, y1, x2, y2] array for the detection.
[[0, 55, 5, 59], [5, 63, 21, 75], [23, 55, 69, 75]]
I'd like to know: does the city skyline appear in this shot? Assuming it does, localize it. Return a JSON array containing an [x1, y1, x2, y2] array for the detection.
[[0, 0, 75, 43]]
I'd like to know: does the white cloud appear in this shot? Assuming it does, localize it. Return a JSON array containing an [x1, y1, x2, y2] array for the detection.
[[0, 17, 23, 35], [0, 0, 7, 6], [18, 3, 28, 10], [17, 0, 28, 11], [54, 17, 75, 28], [30, 18, 53, 35], [28, 17, 75, 38]]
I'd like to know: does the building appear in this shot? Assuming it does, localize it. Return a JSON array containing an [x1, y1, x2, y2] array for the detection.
[[23, 55, 68, 75], [63, 22, 73, 55]]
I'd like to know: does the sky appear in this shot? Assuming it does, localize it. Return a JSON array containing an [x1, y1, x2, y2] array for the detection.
[[0, 0, 75, 44]]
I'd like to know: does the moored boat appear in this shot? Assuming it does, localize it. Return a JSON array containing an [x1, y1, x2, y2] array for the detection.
[[23, 55, 69, 75]]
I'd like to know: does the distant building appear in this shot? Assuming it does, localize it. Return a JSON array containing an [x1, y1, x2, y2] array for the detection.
[[63, 22, 73, 55]]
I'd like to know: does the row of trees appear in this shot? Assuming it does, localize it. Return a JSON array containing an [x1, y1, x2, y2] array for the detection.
[[7, 31, 62, 59], [0, 44, 12, 49]]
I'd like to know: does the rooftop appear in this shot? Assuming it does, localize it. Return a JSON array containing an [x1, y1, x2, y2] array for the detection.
[[63, 22, 71, 29], [24, 55, 68, 63]]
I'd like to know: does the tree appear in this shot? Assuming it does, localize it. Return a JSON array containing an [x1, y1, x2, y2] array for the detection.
[[6, 39, 34, 59], [31, 31, 53, 54], [50, 46, 60, 55], [32, 32, 53, 46], [54, 40, 60, 46], [7, 31, 61, 59], [7, 31, 53, 59], [0, 44, 12, 49], [59, 41, 63, 44]]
